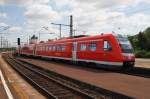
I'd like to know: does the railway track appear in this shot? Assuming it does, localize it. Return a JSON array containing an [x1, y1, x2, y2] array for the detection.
[[119, 67, 150, 78], [23, 55, 150, 78], [3, 55, 94, 99], [2, 53, 133, 99], [79, 65, 150, 79]]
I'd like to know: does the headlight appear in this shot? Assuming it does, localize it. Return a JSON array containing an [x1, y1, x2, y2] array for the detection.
[[122, 53, 135, 60]]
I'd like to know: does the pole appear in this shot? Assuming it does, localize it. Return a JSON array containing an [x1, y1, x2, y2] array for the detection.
[[73, 29, 76, 36], [70, 15, 73, 38], [39, 32, 40, 42], [59, 24, 61, 39], [51, 15, 72, 38], [6, 40, 8, 48], [1, 36, 2, 48]]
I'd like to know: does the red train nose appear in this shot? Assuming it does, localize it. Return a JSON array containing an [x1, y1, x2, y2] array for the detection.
[[122, 53, 135, 61]]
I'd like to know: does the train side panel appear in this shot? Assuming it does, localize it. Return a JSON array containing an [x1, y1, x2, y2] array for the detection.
[[18, 34, 135, 67]]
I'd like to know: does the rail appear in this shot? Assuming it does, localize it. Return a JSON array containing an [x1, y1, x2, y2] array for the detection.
[[3, 54, 95, 99], [3, 53, 134, 99]]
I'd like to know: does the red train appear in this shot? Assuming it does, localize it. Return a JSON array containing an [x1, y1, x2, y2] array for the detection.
[[18, 34, 135, 68]]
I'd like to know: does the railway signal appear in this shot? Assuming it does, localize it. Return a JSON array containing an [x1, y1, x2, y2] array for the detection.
[[17, 38, 21, 55], [17, 38, 20, 45]]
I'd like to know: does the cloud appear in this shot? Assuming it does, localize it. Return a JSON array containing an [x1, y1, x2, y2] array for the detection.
[[0, 0, 49, 6], [1, 0, 150, 41], [0, 12, 7, 18], [25, 4, 60, 21], [0, 22, 8, 27], [55, 0, 150, 36], [24, 1, 62, 39], [0, 22, 22, 34], [8, 26, 22, 33], [0, 0, 5, 5]]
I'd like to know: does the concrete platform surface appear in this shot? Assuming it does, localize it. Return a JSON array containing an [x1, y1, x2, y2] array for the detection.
[[135, 58, 150, 68], [0, 55, 46, 99], [0, 73, 9, 99]]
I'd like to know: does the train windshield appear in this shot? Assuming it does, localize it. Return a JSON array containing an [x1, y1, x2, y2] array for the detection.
[[116, 35, 133, 53]]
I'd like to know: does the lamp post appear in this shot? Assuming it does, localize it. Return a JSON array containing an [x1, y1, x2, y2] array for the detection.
[[51, 15, 73, 39], [38, 26, 58, 42], [51, 22, 71, 39], [38, 26, 49, 42], [0, 26, 10, 48]]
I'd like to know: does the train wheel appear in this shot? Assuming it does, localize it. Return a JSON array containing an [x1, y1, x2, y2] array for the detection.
[[123, 62, 134, 70]]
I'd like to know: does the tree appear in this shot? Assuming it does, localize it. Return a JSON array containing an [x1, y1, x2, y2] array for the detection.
[[137, 32, 149, 50], [31, 35, 38, 40], [143, 27, 150, 50], [128, 36, 138, 49]]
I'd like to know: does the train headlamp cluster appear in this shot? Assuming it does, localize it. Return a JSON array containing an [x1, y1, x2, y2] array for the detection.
[[122, 53, 135, 60]]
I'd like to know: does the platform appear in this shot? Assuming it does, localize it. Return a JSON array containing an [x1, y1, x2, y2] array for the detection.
[[0, 70, 9, 99], [0, 55, 46, 99], [135, 58, 150, 68]]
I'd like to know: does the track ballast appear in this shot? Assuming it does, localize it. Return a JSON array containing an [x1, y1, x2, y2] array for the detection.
[[3, 53, 134, 99]]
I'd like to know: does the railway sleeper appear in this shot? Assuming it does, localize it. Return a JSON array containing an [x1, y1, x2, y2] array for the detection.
[[51, 89, 69, 93], [57, 95, 75, 99], [53, 92, 73, 97]]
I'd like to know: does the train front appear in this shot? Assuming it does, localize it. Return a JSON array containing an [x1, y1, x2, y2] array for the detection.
[[115, 35, 135, 68]]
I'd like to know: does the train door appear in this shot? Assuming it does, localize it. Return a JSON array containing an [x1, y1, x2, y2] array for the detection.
[[33, 44, 37, 55], [72, 42, 77, 61], [103, 40, 113, 61]]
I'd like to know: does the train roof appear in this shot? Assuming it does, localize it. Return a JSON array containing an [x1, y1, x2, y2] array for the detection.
[[36, 33, 114, 45]]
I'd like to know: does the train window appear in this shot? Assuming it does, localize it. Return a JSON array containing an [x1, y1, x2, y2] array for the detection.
[[38, 47, 40, 51], [62, 45, 66, 51], [43, 47, 45, 51], [56, 45, 59, 51], [45, 46, 47, 51], [37, 46, 39, 51], [57, 45, 61, 51], [45, 46, 49, 51], [89, 43, 96, 51], [41, 47, 43, 51], [53, 46, 56, 51], [80, 44, 87, 51], [48, 46, 52, 51], [103, 41, 112, 51], [40, 46, 42, 51]]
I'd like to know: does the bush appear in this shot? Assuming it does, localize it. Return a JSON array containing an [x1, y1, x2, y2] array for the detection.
[[135, 50, 150, 58], [135, 50, 146, 58], [145, 52, 150, 58]]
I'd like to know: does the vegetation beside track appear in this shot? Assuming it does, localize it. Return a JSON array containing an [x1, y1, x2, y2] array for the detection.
[[128, 27, 150, 58], [0, 47, 16, 52]]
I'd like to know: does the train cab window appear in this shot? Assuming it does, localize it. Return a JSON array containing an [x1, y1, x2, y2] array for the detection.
[[103, 41, 112, 51], [89, 43, 96, 51], [80, 44, 87, 51]]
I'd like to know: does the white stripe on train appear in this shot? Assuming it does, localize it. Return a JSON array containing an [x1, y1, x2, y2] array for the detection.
[[21, 53, 123, 66]]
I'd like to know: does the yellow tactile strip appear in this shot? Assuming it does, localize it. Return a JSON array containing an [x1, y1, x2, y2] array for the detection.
[[0, 55, 46, 99]]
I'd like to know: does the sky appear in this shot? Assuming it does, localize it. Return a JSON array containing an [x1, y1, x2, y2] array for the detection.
[[0, 0, 150, 47]]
